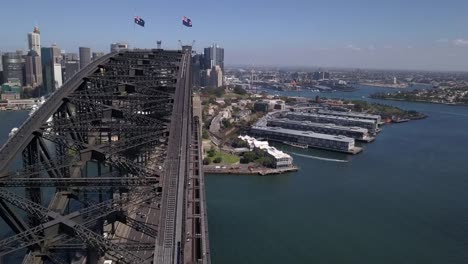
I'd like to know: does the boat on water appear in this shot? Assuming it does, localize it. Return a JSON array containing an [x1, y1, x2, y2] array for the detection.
[[9, 127, 18, 137], [392, 118, 410, 123]]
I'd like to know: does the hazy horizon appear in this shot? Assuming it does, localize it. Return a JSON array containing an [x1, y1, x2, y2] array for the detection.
[[2, 0, 468, 72]]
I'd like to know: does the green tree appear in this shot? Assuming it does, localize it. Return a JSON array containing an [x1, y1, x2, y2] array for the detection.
[[207, 147, 216, 157], [231, 138, 249, 148], [203, 157, 211, 165], [202, 129, 209, 139], [256, 157, 275, 168], [221, 119, 232, 129], [242, 151, 258, 163], [233, 86, 247, 95], [213, 157, 222, 163]]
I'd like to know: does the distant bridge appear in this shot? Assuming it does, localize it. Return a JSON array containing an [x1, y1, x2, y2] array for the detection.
[[0, 48, 210, 264]]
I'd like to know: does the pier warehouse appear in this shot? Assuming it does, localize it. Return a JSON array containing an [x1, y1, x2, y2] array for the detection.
[[267, 118, 374, 142], [317, 109, 382, 124], [283, 112, 378, 134], [251, 126, 362, 154]]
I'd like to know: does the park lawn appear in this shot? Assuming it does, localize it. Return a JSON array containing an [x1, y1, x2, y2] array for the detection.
[[213, 150, 240, 164]]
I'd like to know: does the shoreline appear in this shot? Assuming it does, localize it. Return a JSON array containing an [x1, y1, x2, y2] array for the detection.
[[358, 83, 409, 89], [371, 96, 468, 107], [204, 165, 299, 175]]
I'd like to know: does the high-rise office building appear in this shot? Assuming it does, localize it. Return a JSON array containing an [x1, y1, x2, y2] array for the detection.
[[62, 53, 79, 82], [92, 52, 105, 60], [25, 50, 42, 88], [192, 54, 204, 87], [62, 53, 78, 62], [79, 47, 91, 69], [2, 52, 25, 85], [206, 65, 223, 88], [27, 26, 41, 57], [42, 45, 62, 94], [204, 44, 224, 71], [110, 42, 129, 52]]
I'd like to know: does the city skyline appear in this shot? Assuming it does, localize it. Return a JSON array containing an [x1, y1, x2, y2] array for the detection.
[[1, 0, 468, 71]]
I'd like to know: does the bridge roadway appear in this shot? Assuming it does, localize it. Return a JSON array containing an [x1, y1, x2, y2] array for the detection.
[[0, 48, 210, 264], [154, 46, 192, 264]]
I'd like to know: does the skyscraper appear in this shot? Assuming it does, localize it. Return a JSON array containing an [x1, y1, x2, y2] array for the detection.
[[62, 53, 80, 82], [2, 52, 25, 85], [204, 44, 224, 71], [25, 50, 42, 88], [192, 54, 204, 87], [0, 51, 3, 72], [27, 26, 41, 57], [110, 42, 129, 52], [41, 45, 62, 95], [79, 47, 91, 69]]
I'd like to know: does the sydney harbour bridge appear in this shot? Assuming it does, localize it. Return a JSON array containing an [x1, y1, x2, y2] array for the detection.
[[0, 47, 210, 264]]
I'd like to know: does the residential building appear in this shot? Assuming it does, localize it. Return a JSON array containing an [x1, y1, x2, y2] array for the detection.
[[79, 47, 91, 69], [254, 101, 270, 113], [238, 135, 293, 168]]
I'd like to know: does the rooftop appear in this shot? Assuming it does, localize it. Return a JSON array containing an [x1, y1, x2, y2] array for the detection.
[[318, 109, 381, 119], [286, 112, 376, 124], [252, 126, 355, 143], [269, 118, 369, 133], [238, 135, 291, 160]]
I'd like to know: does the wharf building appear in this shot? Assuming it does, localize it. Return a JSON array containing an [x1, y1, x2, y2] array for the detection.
[[317, 109, 382, 124], [267, 118, 374, 142], [284, 112, 378, 134], [238, 135, 293, 168], [251, 126, 361, 154]]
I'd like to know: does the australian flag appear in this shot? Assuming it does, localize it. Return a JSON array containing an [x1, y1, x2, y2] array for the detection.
[[134, 16, 145, 27], [182, 16, 192, 27]]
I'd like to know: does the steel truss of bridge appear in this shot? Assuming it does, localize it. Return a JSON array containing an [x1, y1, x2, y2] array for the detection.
[[0, 48, 210, 264]]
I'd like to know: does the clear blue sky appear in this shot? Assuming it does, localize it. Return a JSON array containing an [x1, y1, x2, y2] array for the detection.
[[2, 0, 468, 71]]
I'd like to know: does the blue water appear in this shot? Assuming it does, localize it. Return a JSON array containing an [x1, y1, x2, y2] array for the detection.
[[1, 87, 467, 263], [206, 85, 468, 264]]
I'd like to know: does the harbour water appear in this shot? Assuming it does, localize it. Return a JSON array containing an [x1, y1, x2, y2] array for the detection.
[[206, 85, 468, 264], [0, 86, 467, 263]]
